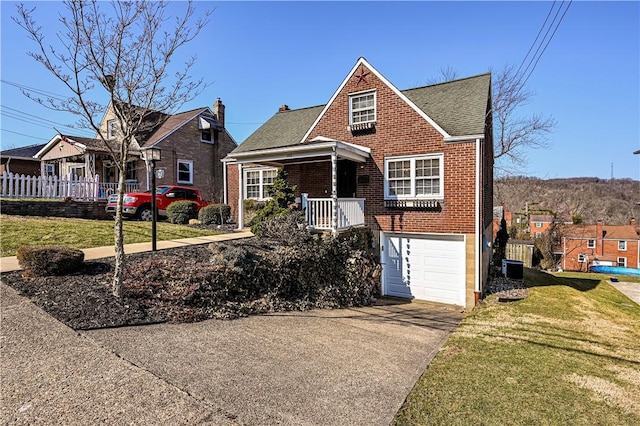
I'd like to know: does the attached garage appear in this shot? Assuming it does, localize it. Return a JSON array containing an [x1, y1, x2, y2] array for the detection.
[[381, 233, 466, 307]]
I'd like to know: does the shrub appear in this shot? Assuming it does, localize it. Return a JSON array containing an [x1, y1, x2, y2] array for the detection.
[[17, 245, 84, 277], [199, 204, 231, 225], [254, 210, 311, 246], [244, 199, 266, 225], [250, 169, 297, 235], [166, 201, 198, 224]]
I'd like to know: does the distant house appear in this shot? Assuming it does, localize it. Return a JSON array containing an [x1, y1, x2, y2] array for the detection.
[[556, 219, 640, 271], [529, 214, 554, 239], [33, 99, 236, 201], [0, 144, 46, 176], [223, 57, 494, 309]]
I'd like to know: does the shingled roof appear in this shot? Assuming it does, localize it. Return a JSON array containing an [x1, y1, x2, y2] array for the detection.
[[231, 72, 490, 155], [0, 143, 47, 159]]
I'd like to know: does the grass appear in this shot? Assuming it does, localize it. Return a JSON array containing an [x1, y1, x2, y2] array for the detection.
[[0, 215, 224, 256], [394, 268, 640, 425]]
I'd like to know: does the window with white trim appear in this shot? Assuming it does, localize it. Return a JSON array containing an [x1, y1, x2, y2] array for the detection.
[[587, 239, 596, 249], [177, 160, 193, 184], [617, 257, 627, 267], [44, 164, 55, 177], [349, 91, 376, 125], [618, 240, 627, 251], [244, 167, 278, 200], [534, 232, 542, 238], [107, 119, 118, 139], [534, 222, 543, 228], [201, 129, 212, 143], [578, 254, 587, 263], [384, 154, 443, 199]]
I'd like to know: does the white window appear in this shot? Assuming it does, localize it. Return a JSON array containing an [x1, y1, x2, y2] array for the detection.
[[617, 257, 627, 267], [349, 91, 376, 125], [587, 239, 596, 249], [69, 164, 85, 178], [534, 222, 543, 228], [44, 164, 55, 177], [244, 167, 278, 200], [618, 240, 627, 251], [534, 232, 542, 238], [201, 129, 212, 143], [578, 254, 587, 263], [107, 119, 118, 139], [384, 154, 443, 200], [177, 160, 193, 184]]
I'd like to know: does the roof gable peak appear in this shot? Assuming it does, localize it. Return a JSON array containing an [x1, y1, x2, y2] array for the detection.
[[299, 57, 450, 143]]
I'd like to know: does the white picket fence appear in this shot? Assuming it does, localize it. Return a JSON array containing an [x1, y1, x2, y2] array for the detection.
[[0, 171, 102, 201]]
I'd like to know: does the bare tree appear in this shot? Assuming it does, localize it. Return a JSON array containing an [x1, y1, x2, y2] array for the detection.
[[429, 64, 555, 174], [492, 64, 555, 175], [15, 0, 211, 296]]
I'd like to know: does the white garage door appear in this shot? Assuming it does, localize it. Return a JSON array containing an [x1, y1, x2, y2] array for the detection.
[[382, 233, 466, 306]]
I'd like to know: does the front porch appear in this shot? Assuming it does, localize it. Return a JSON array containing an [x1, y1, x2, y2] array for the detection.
[[227, 136, 371, 233]]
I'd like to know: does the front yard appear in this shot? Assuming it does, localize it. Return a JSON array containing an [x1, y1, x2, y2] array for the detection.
[[394, 269, 640, 425], [0, 214, 224, 256]]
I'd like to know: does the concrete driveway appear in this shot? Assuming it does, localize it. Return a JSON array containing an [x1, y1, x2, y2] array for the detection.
[[85, 299, 462, 425]]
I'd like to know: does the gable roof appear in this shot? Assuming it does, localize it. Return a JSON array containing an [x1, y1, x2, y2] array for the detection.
[[141, 107, 208, 147], [0, 143, 47, 160], [231, 58, 491, 156], [559, 224, 640, 240], [232, 106, 324, 154]]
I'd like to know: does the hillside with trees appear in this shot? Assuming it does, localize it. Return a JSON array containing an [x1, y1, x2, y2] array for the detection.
[[494, 177, 640, 225]]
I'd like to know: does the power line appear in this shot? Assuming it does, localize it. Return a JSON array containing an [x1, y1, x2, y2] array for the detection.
[[1, 79, 70, 102], [0, 106, 93, 136], [0, 128, 50, 141], [514, 1, 573, 86]]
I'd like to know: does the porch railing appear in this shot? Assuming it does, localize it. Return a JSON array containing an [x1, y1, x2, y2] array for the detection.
[[305, 197, 366, 231], [0, 171, 140, 201]]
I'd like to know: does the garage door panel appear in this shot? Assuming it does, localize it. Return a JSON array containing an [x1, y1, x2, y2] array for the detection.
[[383, 234, 465, 306]]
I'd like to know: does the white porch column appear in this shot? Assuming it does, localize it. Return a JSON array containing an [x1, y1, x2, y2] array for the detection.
[[331, 147, 338, 234], [237, 163, 244, 230], [84, 153, 96, 179]]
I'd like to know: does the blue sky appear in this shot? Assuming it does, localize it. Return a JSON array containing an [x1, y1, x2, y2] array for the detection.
[[1, 1, 639, 179]]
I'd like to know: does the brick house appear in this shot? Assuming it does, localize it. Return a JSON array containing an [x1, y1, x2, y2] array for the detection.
[[529, 214, 554, 239], [557, 219, 640, 271], [0, 143, 46, 176], [33, 99, 236, 201], [223, 57, 494, 309]]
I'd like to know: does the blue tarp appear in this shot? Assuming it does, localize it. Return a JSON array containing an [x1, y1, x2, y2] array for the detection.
[[589, 265, 640, 277]]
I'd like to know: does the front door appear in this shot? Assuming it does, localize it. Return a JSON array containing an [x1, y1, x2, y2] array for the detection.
[[337, 160, 357, 198]]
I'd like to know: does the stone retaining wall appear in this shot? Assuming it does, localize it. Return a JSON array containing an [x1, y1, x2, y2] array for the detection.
[[0, 200, 111, 220]]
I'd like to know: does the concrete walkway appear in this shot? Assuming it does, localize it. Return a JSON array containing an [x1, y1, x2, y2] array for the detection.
[[610, 281, 640, 305], [0, 230, 254, 273]]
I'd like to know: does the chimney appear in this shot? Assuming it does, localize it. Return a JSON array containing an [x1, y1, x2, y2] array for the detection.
[[213, 98, 225, 128], [631, 218, 636, 226], [596, 220, 604, 256], [279, 104, 290, 112]]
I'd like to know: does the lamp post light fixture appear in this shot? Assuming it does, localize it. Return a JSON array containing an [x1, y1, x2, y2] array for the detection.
[[140, 147, 162, 251]]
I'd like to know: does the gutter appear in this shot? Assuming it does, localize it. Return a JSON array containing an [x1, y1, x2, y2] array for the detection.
[[474, 138, 481, 304]]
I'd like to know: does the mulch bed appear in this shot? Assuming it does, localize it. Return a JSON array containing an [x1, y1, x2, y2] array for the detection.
[[2, 245, 222, 330]]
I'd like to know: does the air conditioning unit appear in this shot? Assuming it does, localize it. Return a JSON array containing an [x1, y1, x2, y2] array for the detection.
[[502, 259, 524, 279]]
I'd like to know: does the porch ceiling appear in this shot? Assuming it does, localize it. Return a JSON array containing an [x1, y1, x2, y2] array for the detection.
[[224, 137, 370, 165]]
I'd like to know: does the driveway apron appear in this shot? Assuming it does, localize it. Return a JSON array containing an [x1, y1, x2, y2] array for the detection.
[[85, 300, 462, 426]]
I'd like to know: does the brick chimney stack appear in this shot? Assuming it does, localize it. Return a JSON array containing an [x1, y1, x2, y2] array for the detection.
[[279, 104, 290, 112], [631, 218, 637, 226], [213, 98, 225, 128], [596, 220, 605, 255]]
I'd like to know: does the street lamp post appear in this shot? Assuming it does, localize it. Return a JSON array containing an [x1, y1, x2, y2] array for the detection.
[[141, 147, 162, 251]]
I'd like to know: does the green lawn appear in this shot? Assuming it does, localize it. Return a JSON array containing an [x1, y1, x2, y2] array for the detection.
[[0, 215, 224, 256], [394, 269, 640, 425]]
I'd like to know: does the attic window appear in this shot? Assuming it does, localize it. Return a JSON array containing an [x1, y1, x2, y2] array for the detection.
[[349, 91, 376, 125], [107, 119, 118, 139], [201, 129, 213, 143]]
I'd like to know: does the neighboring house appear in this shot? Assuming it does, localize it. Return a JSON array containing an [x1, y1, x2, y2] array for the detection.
[[0, 143, 47, 176], [33, 99, 236, 201], [223, 57, 494, 309], [529, 214, 554, 239], [556, 219, 640, 271]]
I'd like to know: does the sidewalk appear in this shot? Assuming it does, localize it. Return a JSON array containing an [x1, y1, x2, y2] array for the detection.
[[0, 230, 254, 273]]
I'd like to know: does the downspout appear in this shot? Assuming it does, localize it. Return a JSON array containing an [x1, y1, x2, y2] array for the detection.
[[474, 138, 481, 305], [563, 237, 566, 270], [222, 161, 228, 205], [237, 163, 244, 230]]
